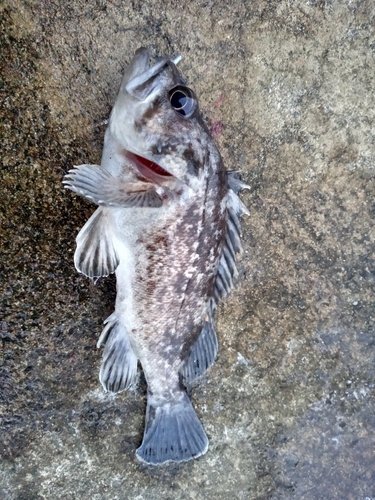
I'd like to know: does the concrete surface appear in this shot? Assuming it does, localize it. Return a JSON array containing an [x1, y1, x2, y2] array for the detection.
[[1, 1, 374, 498]]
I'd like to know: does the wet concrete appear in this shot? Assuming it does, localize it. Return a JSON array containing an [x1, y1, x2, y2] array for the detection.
[[1, 1, 374, 498]]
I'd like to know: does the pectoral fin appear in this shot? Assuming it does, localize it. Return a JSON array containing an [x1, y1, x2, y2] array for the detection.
[[63, 164, 163, 208]]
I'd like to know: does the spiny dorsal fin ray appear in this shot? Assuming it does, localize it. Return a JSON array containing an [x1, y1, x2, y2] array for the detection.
[[74, 207, 119, 278], [97, 313, 138, 394], [227, 215, 243, 254], [227, 170, 251, 194], [212, 172, 249, 307]]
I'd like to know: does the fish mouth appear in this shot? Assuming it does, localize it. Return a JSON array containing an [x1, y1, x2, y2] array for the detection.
[[125, 48, 182, 101], [119, 49, 184, 185], [125, 150, 173, 184]]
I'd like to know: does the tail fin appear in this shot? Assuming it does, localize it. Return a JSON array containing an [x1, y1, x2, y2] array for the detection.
[[136, 392, 208, 465]]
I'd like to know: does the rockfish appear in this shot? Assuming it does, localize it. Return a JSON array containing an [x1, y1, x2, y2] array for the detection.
[[63, 47, 249, 465]]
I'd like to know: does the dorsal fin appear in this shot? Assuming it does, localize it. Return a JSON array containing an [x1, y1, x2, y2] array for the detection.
[[180, 173, 249, 384], [212, 172, 249, 308]]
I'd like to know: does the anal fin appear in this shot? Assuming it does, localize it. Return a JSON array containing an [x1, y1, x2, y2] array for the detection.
[[98, 313, 138, 393], [74, 207, 119, 278]]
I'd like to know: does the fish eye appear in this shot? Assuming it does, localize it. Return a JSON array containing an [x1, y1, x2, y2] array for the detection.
[[169, 86, 197, 118]]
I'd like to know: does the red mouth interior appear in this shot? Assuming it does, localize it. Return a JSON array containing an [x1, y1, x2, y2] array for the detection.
[[126, 151, 172, 182]]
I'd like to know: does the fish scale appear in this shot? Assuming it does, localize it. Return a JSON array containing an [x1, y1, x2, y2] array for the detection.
[[63, 47, 249, 465]]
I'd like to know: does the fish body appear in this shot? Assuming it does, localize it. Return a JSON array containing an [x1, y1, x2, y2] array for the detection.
[[63, 48, 249, 465]]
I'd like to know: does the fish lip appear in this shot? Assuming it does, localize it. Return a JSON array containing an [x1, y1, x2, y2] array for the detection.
[[124, 150, 173, 184]]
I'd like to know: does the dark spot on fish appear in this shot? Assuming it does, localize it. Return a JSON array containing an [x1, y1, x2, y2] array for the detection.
[[92, 244, 100, 275], [134, 96, 164, 133], [178, 372, 185, 389], [202, 148, 212, 171], [150, 142, 178, 156], [145, 404, 156, 432], [182, 144, 195, 161], [133, 120, 143, 134], [186, 160, 200, 176], [137, 233, 171, 297], [183, 144, 201, 176], [145, 235, 168, 254], [143, 96, 163, 121], [179, 322, 204, 366]]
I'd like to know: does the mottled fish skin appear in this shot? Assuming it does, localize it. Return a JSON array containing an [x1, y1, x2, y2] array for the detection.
[[63, 48, 249, 465]]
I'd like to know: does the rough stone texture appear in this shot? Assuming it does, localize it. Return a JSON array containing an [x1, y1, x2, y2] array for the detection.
[[1, 1, 374, 498]]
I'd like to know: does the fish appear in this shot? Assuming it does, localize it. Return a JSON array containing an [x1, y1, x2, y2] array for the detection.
[[63, 47, 249, 465]]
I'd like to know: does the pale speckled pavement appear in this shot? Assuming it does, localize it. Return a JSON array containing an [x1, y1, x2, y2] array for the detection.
[[1, 1, 374, 498]]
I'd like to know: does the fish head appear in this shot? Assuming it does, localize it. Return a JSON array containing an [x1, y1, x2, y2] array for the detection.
[[108, 48, 216, 190]]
